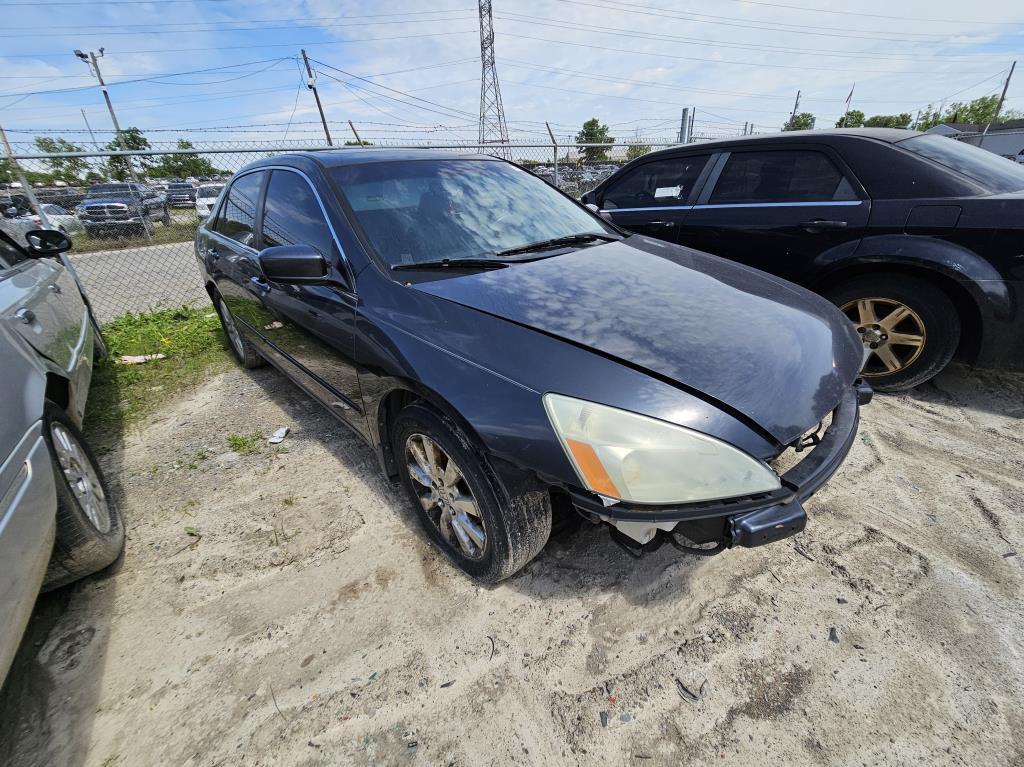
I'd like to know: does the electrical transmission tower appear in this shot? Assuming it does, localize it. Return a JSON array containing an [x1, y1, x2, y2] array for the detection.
[[477, 0, 510, 156]]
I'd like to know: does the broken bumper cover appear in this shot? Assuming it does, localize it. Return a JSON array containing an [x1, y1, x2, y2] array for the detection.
[[569, 380, 869, 549]]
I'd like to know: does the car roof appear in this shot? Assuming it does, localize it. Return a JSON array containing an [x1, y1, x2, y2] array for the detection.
[[246, 148, 496, 171], [644, 127, 923, 156]]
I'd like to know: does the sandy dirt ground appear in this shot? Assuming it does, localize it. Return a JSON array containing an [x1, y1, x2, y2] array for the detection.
[[1, 361, 1022, 767]]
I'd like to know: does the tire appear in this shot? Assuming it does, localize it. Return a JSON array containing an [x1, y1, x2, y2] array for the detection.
[[824, 273, 960, 391], [41, 402, 125, 590], [392, 403, 551, 583], [213, 291, 265, 369]]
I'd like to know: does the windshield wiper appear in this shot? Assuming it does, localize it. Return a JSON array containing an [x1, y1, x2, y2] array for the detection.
[[391, 258, 509, 272], [495, 232, 619, 258]]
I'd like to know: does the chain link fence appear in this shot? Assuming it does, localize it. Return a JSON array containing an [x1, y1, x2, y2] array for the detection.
[[2, 141, 677, 321]]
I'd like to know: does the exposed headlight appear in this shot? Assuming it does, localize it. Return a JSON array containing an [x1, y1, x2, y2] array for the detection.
[[543, 393, 781, 505]]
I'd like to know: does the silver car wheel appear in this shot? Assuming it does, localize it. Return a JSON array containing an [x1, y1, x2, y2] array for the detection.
[[50, 422, 112, 534], [217, 296, 245, 358], [406, 433, 487, 560]]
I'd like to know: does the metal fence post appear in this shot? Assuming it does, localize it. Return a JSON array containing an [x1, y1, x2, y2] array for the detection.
[[545, 122, 559, 188]]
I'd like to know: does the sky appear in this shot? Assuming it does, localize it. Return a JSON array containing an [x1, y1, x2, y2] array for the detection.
[[0, 0, 1022, 151]]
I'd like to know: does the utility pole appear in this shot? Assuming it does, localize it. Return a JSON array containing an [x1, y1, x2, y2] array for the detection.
[[689, 108, 695, 140], [678, 107, 690, 143], [74, 49, 122, 136], [790, 90, 801, 120], [347, 120, 363, 146], [301, 49, 333, 146], [983, 61, 1016, 137], [80, 109, 100, 150]]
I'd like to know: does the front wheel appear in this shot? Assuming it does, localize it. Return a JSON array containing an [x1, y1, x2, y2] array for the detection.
[[825, 273, 960, 391], [42, 402, 125, 590], [393, 403, 551, 583]]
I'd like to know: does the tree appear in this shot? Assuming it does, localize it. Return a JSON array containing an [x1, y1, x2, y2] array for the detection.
[[105, 127, 150, 180], [835, 110, 864, 128], [149, 139, 221, 179], [33, 137, 88, 181], [915, 95, 1023, 131], [626, 142, 651, 161], [575, 118, 614, 162], [782, 112, 815, 131], [863, 113, 912, 129]]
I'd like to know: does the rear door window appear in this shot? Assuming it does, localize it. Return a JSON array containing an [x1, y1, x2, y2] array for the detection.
[[602, 155, 710, 209], [214, 172, 265, 247], [709, 150, 857, 204]]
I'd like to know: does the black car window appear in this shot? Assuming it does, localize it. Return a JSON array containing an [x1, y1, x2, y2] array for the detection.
[[214, 171, 264, 247], [899, 134, 1024, 193], [602, 156, 710, 209], [0, 231, 29, 269], [261, 170, 333, 258], [709, 150, 856, 204]]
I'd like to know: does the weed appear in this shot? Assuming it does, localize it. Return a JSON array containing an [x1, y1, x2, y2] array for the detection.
[[84, 307, 232, 449], [227, 431, 264, 455], [282, 496, 295, 507]]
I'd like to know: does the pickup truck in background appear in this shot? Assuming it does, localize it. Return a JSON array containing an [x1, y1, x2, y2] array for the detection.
[[76, 183, 170, 238]]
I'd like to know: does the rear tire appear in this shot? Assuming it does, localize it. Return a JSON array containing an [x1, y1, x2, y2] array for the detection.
[[393, 403, 551, 583], [213, 291, 265, 369], [42, 402, 125, 590], [824, 273, 960, 391]]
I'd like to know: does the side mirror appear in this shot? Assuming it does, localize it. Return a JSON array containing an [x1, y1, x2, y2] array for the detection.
[[584, 202, 600, 213], [4, 206, 17, 218], [258, 244, 328, 285], [25, 228, 72, 256]]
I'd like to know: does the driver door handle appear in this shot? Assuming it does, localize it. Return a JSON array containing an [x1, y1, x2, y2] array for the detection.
[[249, 276, 270, 293], [800, 219, 848, 232], [207, 247, 220, 260]]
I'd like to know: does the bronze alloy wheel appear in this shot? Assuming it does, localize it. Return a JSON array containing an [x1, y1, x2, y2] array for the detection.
[[840, 297, 927, 377], [405, 433, 487, 560]]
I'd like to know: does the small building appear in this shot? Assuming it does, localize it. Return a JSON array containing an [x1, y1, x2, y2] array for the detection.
[[925, 120, 1024, 161]]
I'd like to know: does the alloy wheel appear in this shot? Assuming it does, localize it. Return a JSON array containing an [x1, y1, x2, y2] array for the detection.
[[50, 422, 112, 533], [217, 296, 245, 358], [840, 297, 926, 376], [405, 433, 487, 560]]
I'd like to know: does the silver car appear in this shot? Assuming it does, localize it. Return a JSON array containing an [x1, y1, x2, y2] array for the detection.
[[0, 228, 124, 682]]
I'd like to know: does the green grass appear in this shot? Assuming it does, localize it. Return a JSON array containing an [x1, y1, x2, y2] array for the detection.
[[226, 431, 264, 455], [84, 306, 233, 449], [70, 216, 198, 255]]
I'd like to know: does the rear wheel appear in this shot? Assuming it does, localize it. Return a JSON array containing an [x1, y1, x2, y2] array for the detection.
[[42, 402, 125, 590], [214, 291, 264, 369], [825, 273, 960, 391], [393, 403, 551, 583]]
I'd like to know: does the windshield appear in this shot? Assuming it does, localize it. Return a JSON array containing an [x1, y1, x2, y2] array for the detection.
[[197, 185, 223, 199], [87, 184, 133, 197], [900, 134, 1024, 193], [329, 159, 613, 268]]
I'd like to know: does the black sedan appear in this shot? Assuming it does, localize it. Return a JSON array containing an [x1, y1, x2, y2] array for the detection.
[[195, 150, 869, 582], [582, 129, 1024, 391]]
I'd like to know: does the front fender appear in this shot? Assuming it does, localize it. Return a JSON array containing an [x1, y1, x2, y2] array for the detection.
[[814, 235, 1011, 319]]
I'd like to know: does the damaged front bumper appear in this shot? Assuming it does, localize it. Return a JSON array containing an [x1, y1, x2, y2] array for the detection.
[[569, 379, 871, 556]]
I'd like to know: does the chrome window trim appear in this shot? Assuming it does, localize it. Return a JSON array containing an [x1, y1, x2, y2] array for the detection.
[[238, 165, 350, 270], [602, 200, 864, 213]]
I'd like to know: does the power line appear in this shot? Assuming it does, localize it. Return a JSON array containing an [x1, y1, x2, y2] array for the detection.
[[496, 12, 1010, 62], [3, 7, 477, 30], [501, 32, 1000, 74], [692, 0, 1024, 26], [552, 0, 1024, 45], [5, 30, 478, 58]]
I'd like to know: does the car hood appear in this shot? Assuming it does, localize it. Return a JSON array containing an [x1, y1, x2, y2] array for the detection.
[[80, 197, 136, 206], [414, 236, 863, 445]]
